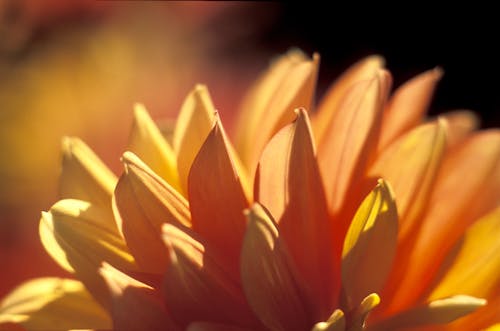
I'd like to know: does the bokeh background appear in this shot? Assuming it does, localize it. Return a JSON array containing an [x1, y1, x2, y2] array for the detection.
[[0, 1, 498, 298]]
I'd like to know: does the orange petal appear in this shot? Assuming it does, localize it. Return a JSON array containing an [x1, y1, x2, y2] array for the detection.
[[99, 263, 180, 331], [369, 119, 447, 240], [440, 110, 479, 148], [172, 84, 216, 194], [317, 71, 390, 218], [161, 224, 257, 329], [188, 116, 249, 275], [241, 203, 310, 331], [256, 109, 336, 318], [127, 103, 181, 192], [59, 136, 116, 217], [341, 180, 397, 310], [429, 207, 500, 300], [0, 278, 111, 330], [235, 50, 319, 172], [313, 55, 385, 143], [113, 152, 191, 274], [389, 130, 500, 311], [369, 295, 486, 330], [39, 199, 138, 309], [378, 68, 443, 150]]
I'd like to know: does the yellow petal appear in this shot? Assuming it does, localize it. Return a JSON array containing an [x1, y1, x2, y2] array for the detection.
[[0, 278, 111, 330], [59, 136, 116, 216], [378, 67, 443, 150], [172, 84, 216, 194], [313, 55, 385, 143], [369, 119, 446, 240], [113, 152, 191, 274], [317, 71, 390, 217], [484, 325, 500, 331], [388, 130, 500, 312], [241, 203, 310, 331], [429, 207, 500, 300], [188, 116, 249, 276], [368, 295, 486, 330], [312, 310, 346, 331], [256, 109, 336, 317], [235, 49, 319, 172], [99, 263, 181, 331], [342, 180, 397, 310], [40, 199, 137, 309], [161, 224, 258, 329], [127, 103, 181, 192]]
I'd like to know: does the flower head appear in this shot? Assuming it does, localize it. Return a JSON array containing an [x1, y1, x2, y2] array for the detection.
[[1, 50, 499, 331]]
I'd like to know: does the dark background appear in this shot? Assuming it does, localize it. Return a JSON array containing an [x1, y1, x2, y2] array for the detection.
[[235, 3, 500, 128]]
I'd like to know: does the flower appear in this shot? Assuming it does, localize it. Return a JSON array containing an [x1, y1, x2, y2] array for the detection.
[[0, 50, 499, 331]]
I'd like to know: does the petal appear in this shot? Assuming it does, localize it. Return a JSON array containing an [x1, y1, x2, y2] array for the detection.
[[313, 55, 385, 143], [311, 310, 346, 331], [161, 224, 257, 329], [369, 119, 447, 240], [113, 152, 191, 274], [0, 278, 111, 330], [429, 206, 500, 300], [99, 263, 180, 331], [368, 295, 486, 330], [241, 203, 310, 331], [59, 136, 116, 218], [377, 68, 443, 150], [440, 110, 479, 148], [387, 130, 500, 312], [172, 84, 216, 194], [188, 116, 249, 276], [341, 180, 397, 310], [256, 109, 336, 317], [235, 50, 319, 172], [40, 199, 138, 309], [188, 322, 254, 331], [127, 103, 181, 192], [317, 71, 390, 218]]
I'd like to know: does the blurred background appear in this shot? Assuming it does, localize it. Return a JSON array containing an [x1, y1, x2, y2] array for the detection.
[[0, 1, 498, 298]]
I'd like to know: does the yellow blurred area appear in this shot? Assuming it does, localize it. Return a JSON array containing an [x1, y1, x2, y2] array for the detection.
[[0, 2, 271, 297]]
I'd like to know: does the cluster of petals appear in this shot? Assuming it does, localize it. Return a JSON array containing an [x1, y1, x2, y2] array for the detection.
[[1, 50, 499, 331]]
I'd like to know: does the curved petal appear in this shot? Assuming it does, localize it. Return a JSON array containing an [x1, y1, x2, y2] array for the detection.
[[99, 263, 180, 331], [317, 71, 390, 218], [368, 295, 486, 331], [377, 68, 443, 150], [127, 103, 181, 191], [369, 119, 446, 240], [256, 109, 336, 317], [161, 224, 257, 329], [113, 152, 191, 274], [341, 180, 397, 310], [313, 55, 385, 143], [235, 49, 319, 172], [40, 199, 138, 309], [439, 110, 479, 148], [188, 116, 249, 276], [172, 84, 216, 194], [387, 130, 500, 312], [241, 203, 310, 331], [59, 136, 116, 220], [0, 278, 111, 330], [429, 207, 500, 300]]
